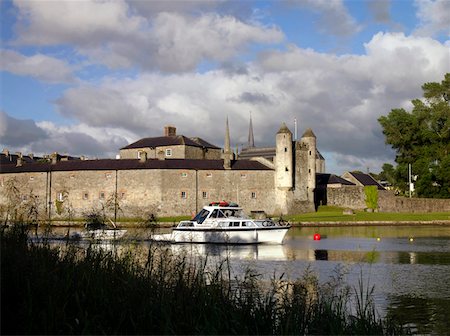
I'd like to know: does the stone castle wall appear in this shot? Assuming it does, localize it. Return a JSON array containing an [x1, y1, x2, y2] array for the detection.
[[323, 185, 367, 209], [0, 168, 276, 221], [378, 191, 450, 213], [323, 185, 450, 213]]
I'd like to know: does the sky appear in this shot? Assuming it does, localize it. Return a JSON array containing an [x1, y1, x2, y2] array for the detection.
[[1, 0, 449, 175]]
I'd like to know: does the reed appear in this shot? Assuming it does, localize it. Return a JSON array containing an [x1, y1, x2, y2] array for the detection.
[[1, 225, 408, 335]]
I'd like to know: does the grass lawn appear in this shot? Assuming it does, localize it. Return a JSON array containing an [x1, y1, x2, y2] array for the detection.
[[283, 206, 450, 223]]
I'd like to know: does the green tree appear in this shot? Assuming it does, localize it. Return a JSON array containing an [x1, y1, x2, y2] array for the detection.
[[377, 163, 396, 186], [378, 73, 450, 198]]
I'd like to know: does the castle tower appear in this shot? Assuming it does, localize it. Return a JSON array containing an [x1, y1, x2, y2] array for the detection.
[[294, 128, 316, 205], [274, 123, 293, 214], [223, 116, 233, 169], [275, 123, 293, 189]]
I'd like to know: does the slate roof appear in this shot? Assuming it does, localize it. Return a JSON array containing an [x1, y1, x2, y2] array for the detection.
[[239, 147, 276, 160], [277, 123, 292, 134], [347, 172, 385, 190], [316, 173, 355, 186], [0, 158, 272, 174], [121, 135, 219, 150], [316, 150, 325, 160], [0, 153, 44, 165], [302, 128, 316, 138], [189, 137, 220, 149]]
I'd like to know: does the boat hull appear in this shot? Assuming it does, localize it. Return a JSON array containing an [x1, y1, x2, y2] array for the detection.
[[71, 229, 127, 240], [152, 227, 289, 244]]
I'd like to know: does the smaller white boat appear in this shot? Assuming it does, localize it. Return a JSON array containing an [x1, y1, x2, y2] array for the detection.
[[69, 221, 127, 240], [152, 201, 290, 244]]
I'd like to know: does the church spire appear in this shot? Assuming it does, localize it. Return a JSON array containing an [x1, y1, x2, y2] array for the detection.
[[247, 111, 255, 148], [223, 116, 232, 169], [225, 116, 231, 153]]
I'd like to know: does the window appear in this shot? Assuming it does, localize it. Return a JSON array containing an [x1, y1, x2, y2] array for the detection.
[[285, 147, 288, 152], [166, 149, 172, 157], [105, 172, 112, 179], [70, 174, 75, 179], [120, 192, 126, 199], [137, 151, 142, 159], [181, 191, 187, 199], [285, 167, 289, 171], [309, 150, 312, 155], [181, 172, 187, 178], [240, 174, 247, 179], [202, 191, 207, 199], [83, 192, 89, 200], [57, 192, 64, 201], [29, 176, 35, 181], [308, 169, 311, 173], [206, 173, 212, 178], [99, 192, 105, 200], [251, 192, 257, 199]]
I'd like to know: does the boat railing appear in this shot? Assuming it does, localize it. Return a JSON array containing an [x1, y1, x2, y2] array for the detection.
[[254, 220, 277, 227], [178, 221, 194, 227]]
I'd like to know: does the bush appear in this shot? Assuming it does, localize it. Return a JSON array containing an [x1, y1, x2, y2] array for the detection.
[[364, 186, 378, 210]]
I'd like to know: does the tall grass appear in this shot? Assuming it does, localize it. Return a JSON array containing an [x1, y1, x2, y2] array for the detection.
[[1, 225, 408, 335]]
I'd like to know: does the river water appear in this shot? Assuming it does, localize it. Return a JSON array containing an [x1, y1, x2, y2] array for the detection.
[[45, 225, 450, 334]]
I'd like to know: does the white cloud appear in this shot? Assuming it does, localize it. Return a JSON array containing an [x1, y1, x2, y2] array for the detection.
[[34, 122, 131, 157], [0, 111, 48, 147], [294, 0, 361, 36], [151, 12, 283, 72], [0, 49, 74, 83], [51, 32, 449, 173], [13, 0, 143, 46], [414, 0, 450, 37], [367, 0, 391, 24], [11, 0, 283, 72]]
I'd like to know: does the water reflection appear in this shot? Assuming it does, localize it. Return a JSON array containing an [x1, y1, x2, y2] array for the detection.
[[37, 224, 450, 333]]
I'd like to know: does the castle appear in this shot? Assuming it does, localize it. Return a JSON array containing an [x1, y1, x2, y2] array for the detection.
[[0, 119, 325, 221]]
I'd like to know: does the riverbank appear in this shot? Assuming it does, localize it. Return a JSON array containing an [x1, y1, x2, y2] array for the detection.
[[295, 220, 450, 227]]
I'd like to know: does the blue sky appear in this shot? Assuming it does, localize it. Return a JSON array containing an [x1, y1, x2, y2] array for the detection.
[[1, 0, 449, 174]]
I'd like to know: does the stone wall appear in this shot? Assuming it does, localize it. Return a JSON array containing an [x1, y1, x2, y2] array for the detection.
[[322, 185, 367, 209], [321, 185, 450, 213], [378, 191, 450, 213], [0, 168, 277, 221]]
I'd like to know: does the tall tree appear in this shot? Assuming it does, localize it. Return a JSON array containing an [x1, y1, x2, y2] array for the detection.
[[378, 74, 450, 198]]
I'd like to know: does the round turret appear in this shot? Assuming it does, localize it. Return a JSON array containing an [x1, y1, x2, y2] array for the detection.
[[301, 128, 317, 198], [275, 123, 293, 189]]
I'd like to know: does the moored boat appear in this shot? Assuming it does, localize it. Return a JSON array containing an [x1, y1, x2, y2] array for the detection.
[[69, 221, 127, 240], [152, 202, 290, 244]]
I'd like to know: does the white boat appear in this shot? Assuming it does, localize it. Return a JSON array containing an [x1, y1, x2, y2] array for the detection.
[[69, 221, 127, 240], [152, 202, 290, 244], [76, 229, 127, 240]]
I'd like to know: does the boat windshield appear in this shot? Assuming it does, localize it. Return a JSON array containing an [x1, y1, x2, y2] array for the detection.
[[210, 208, 246, 219], [193, 209, 210, 224]]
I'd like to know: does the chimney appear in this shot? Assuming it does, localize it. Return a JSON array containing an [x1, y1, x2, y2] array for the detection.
[[51, 152, 58, 165], [2, 148, 10, 157], [164, 125, 176, 137], [28, 153, 34, 160], [139, 151, 147, 162], [16, 152, 23, 167]]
